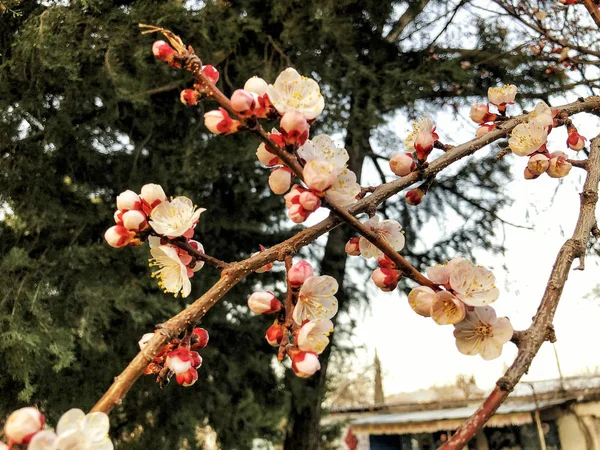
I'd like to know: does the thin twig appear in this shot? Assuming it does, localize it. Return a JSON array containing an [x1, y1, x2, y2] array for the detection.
[[162, 236, 230, 271]]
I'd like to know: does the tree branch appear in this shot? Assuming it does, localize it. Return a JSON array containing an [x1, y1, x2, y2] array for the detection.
[[441, 132, 600, 449], [386, 0, 432, 42]]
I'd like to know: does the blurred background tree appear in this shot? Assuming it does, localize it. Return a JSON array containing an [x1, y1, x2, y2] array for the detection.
[[0, 0, 579, 448]]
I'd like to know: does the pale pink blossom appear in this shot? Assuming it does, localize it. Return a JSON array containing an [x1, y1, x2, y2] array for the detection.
[[266, 68, 325, 120], [287, 260, 314, 288], [408, 286, 436, 317], [449, 262, 499, 307], [4, 407, 44, 445], [547, 151, 572, 178], [454, 306, 513, 360], [389, 153, 414, 177], [298, 135, 349, 175], [304, 159, 337, 193], [247, 291, 282, 315], [358, 215, 405, 259], [426, 257, 470, 285], [268, 167, 293, 194], [297, 319, 334, 354], [149, 245, 192, 297], [508, 120, 548, 156], [244, 76, 268, 96], [488, 84, 517, 106], [431, 290, 466, 325], [294, 275, 339, 324], [292, 351, 321, 378], [529, 102, 554, 130], [149, 196, 205, 238]]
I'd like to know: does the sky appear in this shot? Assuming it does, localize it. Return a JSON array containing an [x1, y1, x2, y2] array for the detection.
[[322, 92, 600, 398]]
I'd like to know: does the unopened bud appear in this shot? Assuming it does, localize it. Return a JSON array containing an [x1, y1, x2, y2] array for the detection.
[[248, 291, 282, 315], [176, 367, 199, 387], [202, 65, 219, 84], [524, 167, 539, 180], [140, 183, 167, 214], [204, 108, 240, 135], [406, 188, 424, 206], [476, 124, 496, 137], [547, 151, 572, 178], [166, 347, 194, 375], [4, 407, 45, 445], [371, 267, 401, 292], [292, 351, 321, 378], [469, 103, 490, 123], [152, 40, 176, 62], [104, 225, 133, 248], [414, 131, 435, 160], [345, 237, 360, 256], [265, 323, 284, 346], [567, 128, 586, 151], [284, 184, 305, 208], [288, 260, 314, 288], [389, 153, 415, 177], [377, 254, 396, 269], [299, 190, 321, 211], [230, 89, 256, 113], [527, 153, 550, 176], [268, 168, 293, 194], [408, 286, 436, 317], [287, 204, 309, 223], [244, 76, 269, 96], [280, 110, 310, 146], [256, 143, 280, 166], [191, 328, 209, 349], [116, 190, 141, 211], [138, 332, 155, 350], [122, 209, 147, 232], [180, 89, 201, 106]]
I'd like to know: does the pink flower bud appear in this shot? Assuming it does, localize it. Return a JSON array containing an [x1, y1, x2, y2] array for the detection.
[[116, 190, 141, 211], [405, 188, 424, 206], [4, 407, 45, 445], [122, 209, 147, 232], [280, 110, 310, 146], [104, 225, 133, 248], [292, 351, 321, 378], [567, 128, 586, 151], [476, 124, 496, 137], [230, 89, 256, 113], [152, 40, 176, 62], [191, 327, 209, 349], [377, 254, 396, 269], [140, 183, 167, 213], [547, 151, 572, 178], [248, 291, 282, 315], [166, 347, 194, 375], [268, 168, 293, 194], [180, 89, 201, 106], [244, 76, 268, 96], [299, 190, 321, 211], [287, 204, 310, 223], [371, 268, 401, 292], [284, 184, 305, 207], [190, 351, 203, 369], [408, 286, 436, 317], [389, 153, 415, 177], [414, 131, 435, 160], [265, 323, 284, 346], [204, 108, 240, 135], [304, 159, 337, 193], [256, 143, 280, 166], [138, 332, 155, 350], [469, 103, 490, 123], [202, 65, 219, 84], [527, 153, 550, 176], [176, 367, 198, 387], [287, 260, 314, 288], [345, 237, 361, 256]]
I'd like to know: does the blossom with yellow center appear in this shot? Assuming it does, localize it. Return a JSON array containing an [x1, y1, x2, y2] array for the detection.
[[453, 306, 513, 360], [149, 245, 192, 298], [266, 67, 325, 120], [149, 196, 205, 238], [294, 275, 339, 325]]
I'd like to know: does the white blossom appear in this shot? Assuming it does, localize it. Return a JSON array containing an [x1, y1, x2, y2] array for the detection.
[[266, 67, 325, 120], [404, 116, 434, 151], [294, 275, 339, 325], [298, 135, 349, 174], [449, 262, 499, 307], [358, 215, 405, 259], [149, 245, 192, 297], [297, 319, 334, 354], [326, 169, 360, 207], [149, 196, 205, 238], [488, 84, 517, 105], [508, 119, 548, 156], [454, 306, 513, 360]]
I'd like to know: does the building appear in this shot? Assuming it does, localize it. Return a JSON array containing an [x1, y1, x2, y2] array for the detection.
[[328, 375, 600, 449]]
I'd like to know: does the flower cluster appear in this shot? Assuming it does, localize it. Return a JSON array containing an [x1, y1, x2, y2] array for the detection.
[[388, 116, 439, 205], [104, 183, 206, 297], [247, 260, 338, 378], [2, 407, 113, 450], [140, 327, 209, 387], [469, 84, 518, 138], [408, 257, 513, 360], [345, 214, 406, 291]]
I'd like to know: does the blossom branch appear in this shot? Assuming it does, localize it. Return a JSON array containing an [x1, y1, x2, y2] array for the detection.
[[440, 132, 600, 449], [162, 236, 230, 271]]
